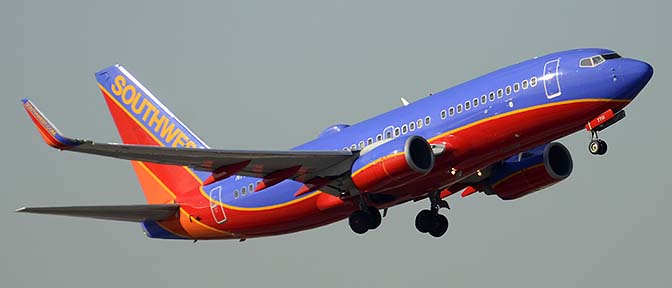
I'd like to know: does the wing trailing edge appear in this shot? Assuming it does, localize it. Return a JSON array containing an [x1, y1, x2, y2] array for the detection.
[[20, 99, 358, 192], [16, 204, 180, 222]]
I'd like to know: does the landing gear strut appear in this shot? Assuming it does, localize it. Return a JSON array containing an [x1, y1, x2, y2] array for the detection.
[[348, 206, 382, 234], [415, 191, 449, 237]]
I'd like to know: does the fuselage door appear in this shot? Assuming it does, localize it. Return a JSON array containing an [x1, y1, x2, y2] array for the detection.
[[543, 59, 562, 99], [209, 186, 227, 224]]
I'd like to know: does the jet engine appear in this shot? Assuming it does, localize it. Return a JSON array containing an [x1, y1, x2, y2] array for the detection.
[[351, 135, 434, 193], [483, 142, 573, 200]]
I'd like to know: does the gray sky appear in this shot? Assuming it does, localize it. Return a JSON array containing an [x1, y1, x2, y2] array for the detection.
[[1, 1, 670, 287]]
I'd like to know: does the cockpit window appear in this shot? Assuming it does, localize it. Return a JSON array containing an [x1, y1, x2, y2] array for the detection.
[[591, 56, 605, 66], [580, 58, 592, 67], [580, 53, 620, 68], [580, 55, 605, 68]]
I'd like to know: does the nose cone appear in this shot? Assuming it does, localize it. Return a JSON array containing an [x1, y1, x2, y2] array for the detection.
[[620, 59, 654, 99], [629, 59, 654, 83]]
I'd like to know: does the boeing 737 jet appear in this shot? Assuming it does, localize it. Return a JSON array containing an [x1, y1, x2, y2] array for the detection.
[[18, 48, 653, 239]]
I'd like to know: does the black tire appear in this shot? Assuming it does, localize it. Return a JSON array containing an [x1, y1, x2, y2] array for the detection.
[[349, 211, 370, 234], [589, 140, 601, 155], [597, 140, 608, 155], [415, 209, 434, 233], [366, 207, 382, 230], [428, 214, 449, 238]]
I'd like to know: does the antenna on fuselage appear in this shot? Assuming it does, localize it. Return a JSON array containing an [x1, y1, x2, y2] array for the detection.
[[401, 97, 410, 106]]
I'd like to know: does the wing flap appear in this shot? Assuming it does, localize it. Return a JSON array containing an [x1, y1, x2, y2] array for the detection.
[[15, 204, 180, 222]]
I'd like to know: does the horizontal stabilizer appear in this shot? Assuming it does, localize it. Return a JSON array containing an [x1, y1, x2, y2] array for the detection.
[[15, 204, 180, 222]]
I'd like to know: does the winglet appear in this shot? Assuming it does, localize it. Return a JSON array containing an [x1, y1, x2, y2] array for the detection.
[[21, 99, 81, 150]]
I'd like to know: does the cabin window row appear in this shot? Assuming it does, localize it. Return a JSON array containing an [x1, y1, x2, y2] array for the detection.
[[438, 76, 538, 120], [343, 116, 432, 151], [233, 180, 262, 199]]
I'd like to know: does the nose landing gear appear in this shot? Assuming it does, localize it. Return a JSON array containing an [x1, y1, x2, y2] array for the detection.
[[415, 191, 450, 237], [589, 131, 608, 155], [585, 109, 625, 156]]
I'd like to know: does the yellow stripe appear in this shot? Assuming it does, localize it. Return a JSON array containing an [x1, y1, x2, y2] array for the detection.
[[351, 98, 629, 177], [134, 161, 231, 235], [179, 208, 233, 235], [135, 161, 177, 199], [427, 98, 629, 143]]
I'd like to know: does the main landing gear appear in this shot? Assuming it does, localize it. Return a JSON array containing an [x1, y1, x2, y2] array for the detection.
[[348, 206, 382, 234], [415, 191, 450, 237]]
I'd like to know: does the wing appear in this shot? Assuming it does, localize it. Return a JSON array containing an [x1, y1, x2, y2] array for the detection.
[[15, 204, 180, 222], [22, 99, 357, 192]]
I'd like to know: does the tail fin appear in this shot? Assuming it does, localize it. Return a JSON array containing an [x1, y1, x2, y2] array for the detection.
[[95, 65, 208, 204]]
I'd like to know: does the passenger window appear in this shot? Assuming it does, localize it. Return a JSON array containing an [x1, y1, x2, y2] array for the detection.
[[449, 107, 455, 116], [497, 89, 503, 98], [522, 80, 529, 89], [234, 189, 239, 199], [487, 93, 494, 102], [394, 127, 400, 137], [417, 119, 423, 129], [359, 141, 365, 149], [402, 125, 408, 134], [409, 122, 415, 131], [440, 110, 447, 120], [457, 104, 463, 113], [513, 83, 520, 92], [465, 101, 471, 110], [351, 144, 357, 150], [530, 77, 537, 87], [249, 183, 254, 192], [367, 138, 373, 145], [473, 98, 479, 107], [506, 86, 512, 95], [425, 116, 431, 126], [377, 134, 383, 141], [241, 187, 247, 196]]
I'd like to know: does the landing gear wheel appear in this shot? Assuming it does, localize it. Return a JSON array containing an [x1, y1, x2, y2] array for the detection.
[[428, 214, 449, 238], [349, 210, 371, 234], [589, 139, 608, 155], [415, 209, 434, 233], [366, 207, 382, 230]]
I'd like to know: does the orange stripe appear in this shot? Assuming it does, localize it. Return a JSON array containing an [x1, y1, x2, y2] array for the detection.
[[351, 98, 629, 177]]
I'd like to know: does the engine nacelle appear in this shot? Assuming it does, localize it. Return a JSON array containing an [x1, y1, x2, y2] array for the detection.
[[351, 135, 434, 193], [484, 142, 573, 200]]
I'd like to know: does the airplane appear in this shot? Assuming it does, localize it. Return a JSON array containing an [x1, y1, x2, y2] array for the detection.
[[18, 48, 653, 240]]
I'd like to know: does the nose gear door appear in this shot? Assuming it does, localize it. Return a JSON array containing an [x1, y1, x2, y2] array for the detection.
[[543, 59, 562, 99]]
